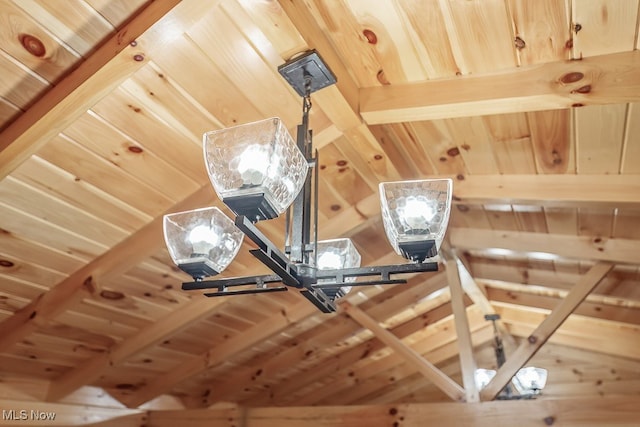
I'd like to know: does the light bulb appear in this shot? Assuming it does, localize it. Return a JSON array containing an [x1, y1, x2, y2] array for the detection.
[[474, 369, 496, 390], [188, 225, 219, 255], [400, 196, 437, 229], [237, 144, 270, 186], [317, 251, 343, 270]]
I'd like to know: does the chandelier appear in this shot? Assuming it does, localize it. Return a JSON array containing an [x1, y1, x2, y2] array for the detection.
[[475, 314, 548, 398], [162, 50, 453, 312]]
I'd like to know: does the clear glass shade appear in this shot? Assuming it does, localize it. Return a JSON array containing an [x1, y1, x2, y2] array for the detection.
[[513, 367, 548, 394], [379, 179, 452, 262], [474, 367, 548, 395], [203, 117, 309, 220], [163, 207, 244, 279], [474, 368, 496, 391], [315, 238, 361, 298]]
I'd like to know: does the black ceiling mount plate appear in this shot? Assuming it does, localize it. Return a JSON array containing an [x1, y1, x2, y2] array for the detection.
[[278, 50, 337, 97]]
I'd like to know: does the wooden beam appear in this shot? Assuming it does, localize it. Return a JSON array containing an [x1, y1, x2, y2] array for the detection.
[[46, 296, 228, 402], [450, 174, 640, 207], [480, 262, 613, 400], [444, 258, 479, 402], [480, 279, 640, 324], [345, 323, 494, 406], [450, 252, 518, 352], [339, 301, 465, 402], [275, 0, 402, 186], [449, 228, 640, 264], [496, 303, 640, 360], [144, 397, 640, 427], [360, 50, 640, 123], [230, 273, 449, 407], [123, 297, 316, 408], [0, 0, 214, 180]]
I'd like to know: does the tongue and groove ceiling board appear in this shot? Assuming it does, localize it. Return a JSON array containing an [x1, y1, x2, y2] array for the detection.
[[0, 1, 639, 425]]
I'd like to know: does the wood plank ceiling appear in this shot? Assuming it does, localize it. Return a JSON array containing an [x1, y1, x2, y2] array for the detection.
[[0, 0, 639, 419]]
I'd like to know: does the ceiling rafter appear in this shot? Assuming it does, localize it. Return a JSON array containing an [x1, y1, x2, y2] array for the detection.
[[353, 329, 496, 406], [274, 0, 402, 187], [480, 279, 640, 324], [216, 273, 449, 407], [497, 303, 640, 361], [129, 262, 448, 408], [450, 228, 640, 264], [480, 262, 614, 400], [0, 184, 220, 353], [301, 315, 494, 407], [323, 174, 640, 240], [0, 0, 215, 180], [122, 296, 317, 408], [443, 256, 479, 402], [46, 295, 229, 402], [360, 50, 640, 124], [339, 300, 466, 402]]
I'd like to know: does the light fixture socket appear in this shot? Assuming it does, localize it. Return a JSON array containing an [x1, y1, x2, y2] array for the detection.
[[177, 258, 219, 280], [222, 193, 279, 222], [398, 239, 436, 263]]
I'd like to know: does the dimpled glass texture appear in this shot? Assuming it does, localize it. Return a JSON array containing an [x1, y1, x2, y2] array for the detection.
[[315, 238, 361, 276], [513, 367, 548, 394], [163, 207, 244, 274], [315, 238, 361, 295], [379, 179, 452, 259], [203, 117, 309, 216]]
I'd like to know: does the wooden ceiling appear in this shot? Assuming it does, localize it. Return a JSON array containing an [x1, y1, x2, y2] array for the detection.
[[0, 0, 639, 425]]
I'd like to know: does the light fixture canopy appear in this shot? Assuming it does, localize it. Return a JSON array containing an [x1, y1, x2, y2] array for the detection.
[[203, 117, 309, 222], [163, 207, 244, 280], [379, 179, 452, 262]]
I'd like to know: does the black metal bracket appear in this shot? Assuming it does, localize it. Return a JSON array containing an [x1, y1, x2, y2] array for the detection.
[[278, 50, 337, 97], [181, 260, 439, 312], [182, 274, 287, 297]]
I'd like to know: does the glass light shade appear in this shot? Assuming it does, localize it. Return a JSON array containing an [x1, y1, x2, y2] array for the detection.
[[474, 368, 496, 391], [203, 117, 309, 221], [513, 367, 548, 394], [315, 238, 362, 298], [379, 179, 452, 262], [163, 207, 244, 279]]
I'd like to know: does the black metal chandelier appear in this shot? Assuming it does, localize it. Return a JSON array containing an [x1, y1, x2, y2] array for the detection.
[[162, 50, 453, 313]]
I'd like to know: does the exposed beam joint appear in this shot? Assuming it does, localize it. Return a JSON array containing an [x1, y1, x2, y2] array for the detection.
[[480, 262, 614, 400], [361, 51, 640, 123], [339, 301, 465, 402]]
